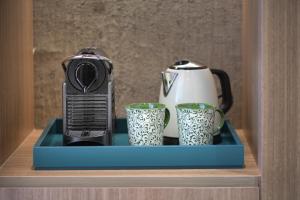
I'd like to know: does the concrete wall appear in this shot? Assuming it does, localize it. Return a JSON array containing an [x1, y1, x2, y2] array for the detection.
[[33, 0, 242, 128]]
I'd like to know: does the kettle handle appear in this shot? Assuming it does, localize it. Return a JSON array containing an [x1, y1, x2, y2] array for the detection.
[[210, 68, 233, 113]]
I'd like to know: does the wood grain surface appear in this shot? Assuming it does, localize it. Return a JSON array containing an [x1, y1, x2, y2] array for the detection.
[[241, 0, 262, 165], [0, 187, 259, 200], [242, 0, 300, 199], [0, 0, 34, 165], [260, 0, 300, 200], [0, 129, 259, 187]]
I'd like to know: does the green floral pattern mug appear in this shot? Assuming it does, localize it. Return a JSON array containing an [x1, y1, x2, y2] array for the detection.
[[176, 103, 224, 145], [126, 103, 170, 146]]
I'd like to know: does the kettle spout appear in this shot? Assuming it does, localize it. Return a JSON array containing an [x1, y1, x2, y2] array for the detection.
[[161, 71, 178, 96]]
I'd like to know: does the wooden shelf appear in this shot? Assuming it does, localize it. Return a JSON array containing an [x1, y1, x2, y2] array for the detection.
[[0, 129, 259, 187]]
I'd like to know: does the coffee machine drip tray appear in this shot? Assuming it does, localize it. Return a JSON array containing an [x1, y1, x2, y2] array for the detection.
[[64, 130, 109, 146]]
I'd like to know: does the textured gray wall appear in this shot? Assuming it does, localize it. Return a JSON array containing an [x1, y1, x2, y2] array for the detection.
[[33, 0, 242, 128]]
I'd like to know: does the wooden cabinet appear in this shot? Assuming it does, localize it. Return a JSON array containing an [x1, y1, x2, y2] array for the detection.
[[0, 2, 260, 200], [1, 0, 299, 200]]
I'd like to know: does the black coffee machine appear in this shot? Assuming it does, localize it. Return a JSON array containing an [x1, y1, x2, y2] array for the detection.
[[61, 48, 115, 145]]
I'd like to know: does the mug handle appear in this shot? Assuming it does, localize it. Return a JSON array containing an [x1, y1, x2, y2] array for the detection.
[[164, 108, 170, 128], [213, 109, 225, 134]]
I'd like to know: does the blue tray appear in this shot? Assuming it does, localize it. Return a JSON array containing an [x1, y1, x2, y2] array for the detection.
[[33, 118, 244, 169]]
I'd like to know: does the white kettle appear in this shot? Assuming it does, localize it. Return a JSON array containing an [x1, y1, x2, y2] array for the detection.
[[159, 60, 233, 143]]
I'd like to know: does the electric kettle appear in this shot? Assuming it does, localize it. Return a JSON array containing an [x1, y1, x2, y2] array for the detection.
[[159, 60, 233, 144]]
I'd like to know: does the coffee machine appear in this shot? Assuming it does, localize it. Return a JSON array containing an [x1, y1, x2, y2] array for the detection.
[[61, 48, 115, 145]]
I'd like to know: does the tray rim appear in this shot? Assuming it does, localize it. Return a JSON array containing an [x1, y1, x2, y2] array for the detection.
[[34, 118, 243, 149]]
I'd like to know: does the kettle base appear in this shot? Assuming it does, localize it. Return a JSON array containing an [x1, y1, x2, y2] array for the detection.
[[163, 135, 222, 145], [213, 134, 222, 144], [163, 137, 179, 145]]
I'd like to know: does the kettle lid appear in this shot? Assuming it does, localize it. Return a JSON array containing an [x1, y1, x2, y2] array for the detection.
[[169, 60, 207, 70]]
